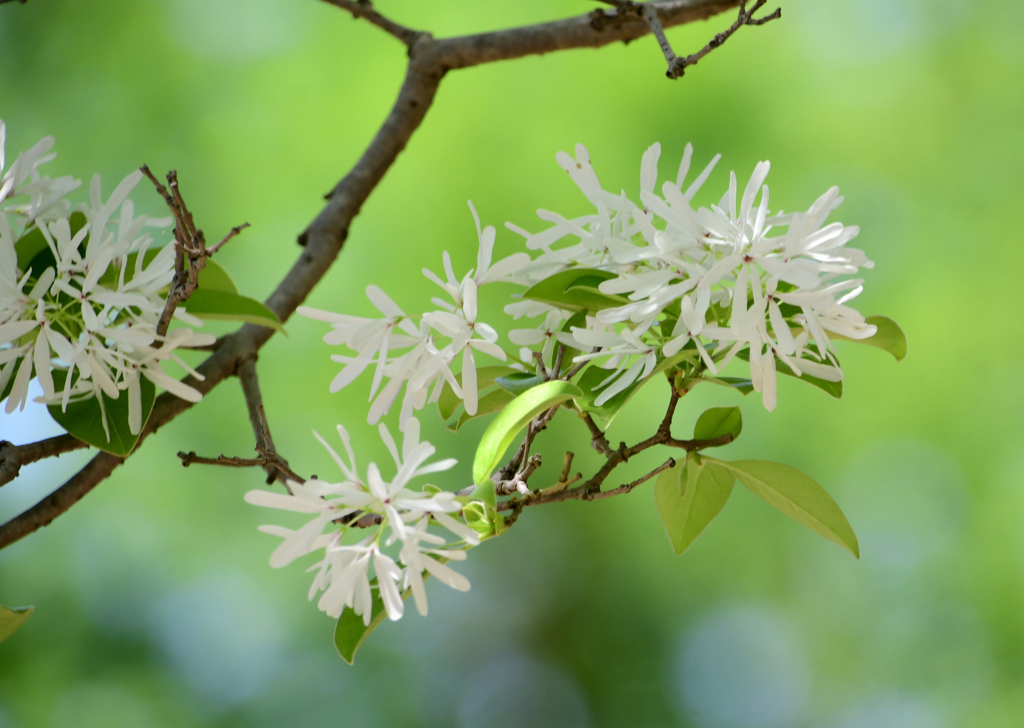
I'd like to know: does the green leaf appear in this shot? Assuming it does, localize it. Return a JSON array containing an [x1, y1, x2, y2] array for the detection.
[[693, 406, 742, 443], [831, 315, 907, 362], [703, 376, 754, 395], [573, 365, 641, 424], [334, 558, 453, 664], [445, 387, 515, 432], [437, 366, 517, 421], [736, 349, 843, 399], [196, 259, 238, 294], [334, 590, 389, 664], [182, 289, 284, 332], [47, 370, 155, 456], [472, 380, 582, 485], [494, 372, 542, 396], [470, 480, 497, 511], [0, 604, 33, 644], [713, 458, 859, 558], [655, 454, 735, 555], [521, 268, 627, 313]]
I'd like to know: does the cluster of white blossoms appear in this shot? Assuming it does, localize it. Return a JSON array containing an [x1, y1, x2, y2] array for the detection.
[[259, 139, 877, 626], [247, 205, 528, 622], [298, 202, 529, 425], [246, 418, 479, 624], [0, 121, 213, 435], [505, 142, 876, 411]]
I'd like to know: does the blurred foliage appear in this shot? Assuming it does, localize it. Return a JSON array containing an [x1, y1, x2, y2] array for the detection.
[[1, 0, 1022, 726]]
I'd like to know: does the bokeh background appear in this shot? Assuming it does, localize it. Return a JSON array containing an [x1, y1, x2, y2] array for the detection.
[[1, 1, 1022, 726]]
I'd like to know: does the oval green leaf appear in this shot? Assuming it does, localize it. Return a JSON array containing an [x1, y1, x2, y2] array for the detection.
[[655, 454, 735, 555], [494, 372, 542, 396], [714, 458, 859, 558], [47, 370, 155, 456], [445, 387, 515, 432], [182, 289, 284, 332], [472, 380, 582, 485], [521, 268, 626, 313], [693, 406, 742, 443], [0, 604, 34, 644], [831, 315, 907, 362]]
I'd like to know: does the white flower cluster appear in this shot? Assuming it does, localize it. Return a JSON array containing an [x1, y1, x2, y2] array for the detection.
[[246, 418, 479, 623], [298, 202, 528, 424], [506, 142, 876, 410], [0, 121, 213, 435]]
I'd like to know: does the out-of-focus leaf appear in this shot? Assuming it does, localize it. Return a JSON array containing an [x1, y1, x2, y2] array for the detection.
[[703, 376, 754, 395], [0, 604, 34, 644], [494, 372, 542, 396]]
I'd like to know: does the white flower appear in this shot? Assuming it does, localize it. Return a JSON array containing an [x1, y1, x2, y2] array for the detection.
[[246, 418, 477, 623]]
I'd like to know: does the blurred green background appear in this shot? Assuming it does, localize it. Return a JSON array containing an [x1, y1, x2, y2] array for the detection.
[[1, 0, 1022, 726]]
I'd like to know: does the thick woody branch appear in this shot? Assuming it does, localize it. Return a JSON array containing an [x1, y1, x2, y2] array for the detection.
[[320, 0, 422, 46], [0, 436, 89, 488], [0, 0, 743, 550]]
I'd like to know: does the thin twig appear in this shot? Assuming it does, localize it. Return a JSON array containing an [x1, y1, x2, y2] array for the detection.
[[661, 0, 781, 79], [579, 411, 613, 456], [319, 0, 422, 46]]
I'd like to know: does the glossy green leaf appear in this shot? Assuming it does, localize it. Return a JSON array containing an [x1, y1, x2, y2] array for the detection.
[[713, 458, 859, 558], [472, 380, 582, 484], [737, 349, 843, 399], [521, 268, 626, 313], [655, 454, 735, 555], [573, 365, 642, 424], [182, 289, 284, 332], [470, 480, 497, 511], [437, 366, 517, 421], [0, 604, 34, 644], [445, 387, 515, 432], [831, 315, 907, 362], [47, 370, 154, 456], [494, 372, 542, 396], [693, 406, 742, 443]]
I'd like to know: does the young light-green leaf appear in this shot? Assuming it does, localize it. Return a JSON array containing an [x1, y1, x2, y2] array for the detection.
[[831, 315, 908, 361], [47, 371, 155, 456], [693, 406, 742, 443], [472, 380, 582, 484], [714, 458, 859, 558], [0, 604, 33, 644], [182, 289, 284, 332], [654, 454, 735, 555]]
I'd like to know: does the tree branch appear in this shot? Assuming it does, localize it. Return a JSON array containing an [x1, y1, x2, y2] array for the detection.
[[0, 436, 89, 488], [0, 0, 744, 550]]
